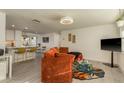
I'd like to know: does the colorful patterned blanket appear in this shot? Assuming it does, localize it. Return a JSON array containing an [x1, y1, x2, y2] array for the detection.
[[73, 61, 105, 80]]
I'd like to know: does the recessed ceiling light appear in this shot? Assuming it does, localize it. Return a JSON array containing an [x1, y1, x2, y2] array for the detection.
[[24, 27, 28, 30], [11, 24, 15, 27], [60, 16, 74, 25]]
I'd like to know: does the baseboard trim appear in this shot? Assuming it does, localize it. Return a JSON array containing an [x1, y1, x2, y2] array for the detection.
[[86, 59, 119, 67]]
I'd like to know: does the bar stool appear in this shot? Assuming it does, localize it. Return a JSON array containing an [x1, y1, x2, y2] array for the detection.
[[26, 47, 37, 60], [14, 48, 26, 63]]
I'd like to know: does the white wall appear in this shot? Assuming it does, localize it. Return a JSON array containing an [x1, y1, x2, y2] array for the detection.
[[116, 24, 124, 72], [37, 34, 42, 44], [40, 32, 60, 50], [0, 12, 6, 52], [53, 33, 60, 47], [6, 30, 14, 40], [60, 24, 119, 63], [15, 30, 23, 47]]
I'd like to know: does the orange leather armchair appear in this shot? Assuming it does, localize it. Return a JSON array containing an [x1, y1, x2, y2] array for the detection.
[[41, 48, 75, 83]]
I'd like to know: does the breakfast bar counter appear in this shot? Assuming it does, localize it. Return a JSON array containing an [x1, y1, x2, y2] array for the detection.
[[7, 47, 37, 63]]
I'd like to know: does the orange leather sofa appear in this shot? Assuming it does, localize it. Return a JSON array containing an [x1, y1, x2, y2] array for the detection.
[[41, 47, 75, 83], [59, 47, 68, 53]]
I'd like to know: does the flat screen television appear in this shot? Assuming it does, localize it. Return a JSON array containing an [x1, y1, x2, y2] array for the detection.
[[101, 38, 121, 52]]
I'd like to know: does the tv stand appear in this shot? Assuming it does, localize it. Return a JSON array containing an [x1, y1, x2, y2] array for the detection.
[[104, 51, 118, 68], [111, 51, 114, 67]]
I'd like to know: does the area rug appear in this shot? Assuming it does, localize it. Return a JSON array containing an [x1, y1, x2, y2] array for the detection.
[[72, 61, 105, 80]]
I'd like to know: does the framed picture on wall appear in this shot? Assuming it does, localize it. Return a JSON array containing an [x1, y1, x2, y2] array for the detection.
[[68, 33, 72, 42], [42, 37, 49, 43], [72, 35, 76, 43]]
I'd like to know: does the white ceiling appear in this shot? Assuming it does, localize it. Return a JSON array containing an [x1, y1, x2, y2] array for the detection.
[[0, 9, 120, 34]]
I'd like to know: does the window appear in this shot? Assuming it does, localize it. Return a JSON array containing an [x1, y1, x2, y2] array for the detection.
[[31, 37, 37, 46]]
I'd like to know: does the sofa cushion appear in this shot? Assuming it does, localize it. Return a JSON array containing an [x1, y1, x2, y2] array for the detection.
[[59, 47, 68, 53], [44, 48, 58, 58], [50, 48, 59, 53], [55, 53, 65, 57]]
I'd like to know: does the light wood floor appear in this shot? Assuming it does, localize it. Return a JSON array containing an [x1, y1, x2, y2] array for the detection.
[[1, 55, 124, 83]]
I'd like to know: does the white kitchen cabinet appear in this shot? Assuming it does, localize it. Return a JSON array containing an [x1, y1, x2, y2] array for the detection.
[[0, 55, 13, 81], [0, 60, 7, 80]]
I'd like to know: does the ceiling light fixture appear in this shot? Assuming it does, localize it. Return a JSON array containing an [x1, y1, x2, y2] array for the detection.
[[11, 24, 15, 27], [24, 27, 28, 30], [60, 16, 74, 25], [32, 19, 40, 23]]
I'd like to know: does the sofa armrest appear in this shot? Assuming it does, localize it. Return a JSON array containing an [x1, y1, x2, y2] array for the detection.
[[55, 53, 75, 70], [42, 54, 75, 75]]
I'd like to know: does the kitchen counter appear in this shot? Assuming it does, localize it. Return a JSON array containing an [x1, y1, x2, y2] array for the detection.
[[6, 47, 37, 63]]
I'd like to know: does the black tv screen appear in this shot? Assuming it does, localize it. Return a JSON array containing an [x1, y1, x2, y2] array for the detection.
[[101, 38, 121, 52]]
